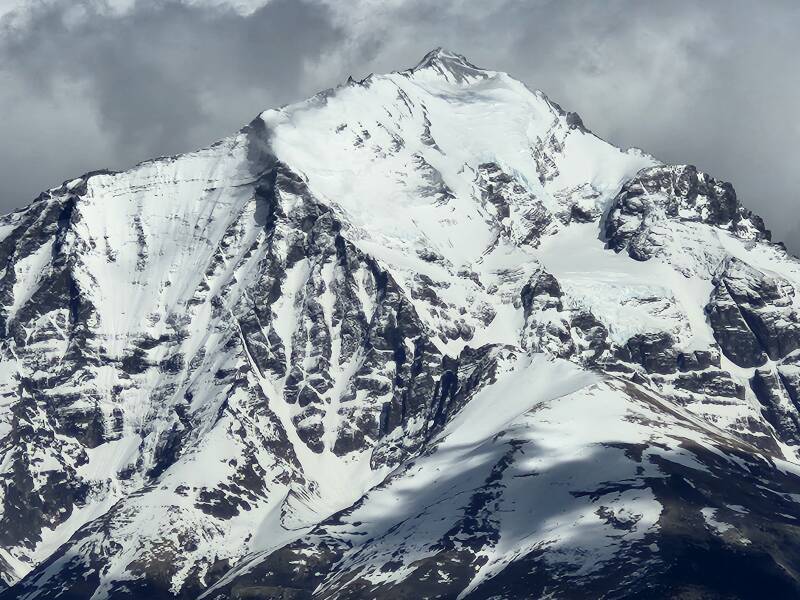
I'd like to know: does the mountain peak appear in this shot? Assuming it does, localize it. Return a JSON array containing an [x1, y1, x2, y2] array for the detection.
[[2, 47, 800, 600], [409, 46, 487, 83], [414, 47, 471, 67]]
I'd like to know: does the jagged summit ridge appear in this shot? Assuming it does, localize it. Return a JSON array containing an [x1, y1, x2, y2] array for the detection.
[[409, 46, 488, 83], [0, 49, 799, 600]]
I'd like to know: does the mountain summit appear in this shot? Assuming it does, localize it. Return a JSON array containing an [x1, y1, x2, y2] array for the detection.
[[410, 46, 488, 82], [0, 49, 799, 599]]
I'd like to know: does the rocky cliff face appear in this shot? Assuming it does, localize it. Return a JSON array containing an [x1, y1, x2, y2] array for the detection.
[[1, 48, 800, 599]]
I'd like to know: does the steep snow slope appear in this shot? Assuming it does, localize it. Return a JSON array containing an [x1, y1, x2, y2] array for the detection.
[[1, 49, 800, 599]]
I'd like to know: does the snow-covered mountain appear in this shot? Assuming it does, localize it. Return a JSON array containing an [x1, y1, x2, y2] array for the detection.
[[1, 48, 800, 599]]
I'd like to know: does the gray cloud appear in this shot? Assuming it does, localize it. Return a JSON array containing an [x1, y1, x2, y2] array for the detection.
[[0, 0, 347, 204], [1, 0, 799, 251]]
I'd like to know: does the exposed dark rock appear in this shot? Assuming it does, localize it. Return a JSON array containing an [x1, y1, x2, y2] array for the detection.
[[476, 163, 556, 247], [521, 267, 563, 318], [751, 368, 800, 445], [619, 332, 679, 375], [707, 259, 800, 367], [671, 370, 745, 399], [677, 348, 721, 372], [606, 165, 770, 261], [706, 277, 768, 368]]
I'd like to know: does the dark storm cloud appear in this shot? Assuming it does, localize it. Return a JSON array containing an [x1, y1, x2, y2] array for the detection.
[[1, 0, 799, 251], [0, 0, 347, 207]]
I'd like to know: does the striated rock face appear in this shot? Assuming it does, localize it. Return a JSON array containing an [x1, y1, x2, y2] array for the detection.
[[708, 258, 800, 365], [2, 49, 800, 599], [605, 164, 769, 275], [475, 162, 557, 248]]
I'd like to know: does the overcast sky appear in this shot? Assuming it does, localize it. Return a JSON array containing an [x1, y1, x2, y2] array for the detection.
[[1, 0, 798, 249]]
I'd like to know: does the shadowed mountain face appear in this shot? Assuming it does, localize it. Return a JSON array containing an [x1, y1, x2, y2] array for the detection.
[[1, 48, 800, 599]]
